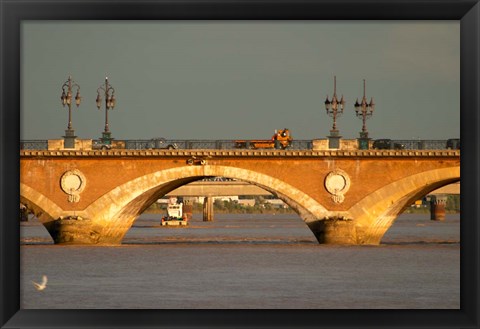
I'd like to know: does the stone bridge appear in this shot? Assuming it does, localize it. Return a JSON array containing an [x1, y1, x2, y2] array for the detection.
[[20, 149, 460, 245]]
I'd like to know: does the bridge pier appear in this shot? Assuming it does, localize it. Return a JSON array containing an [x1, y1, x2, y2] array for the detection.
[[305, 215, 389, 245], [50, 218, 100, 244], [183, 197, 194, 220], [47, 217, 127, 245], [430, 195, 447, 221], [307, 218, 358, 244], [203, 197, 214, 221]]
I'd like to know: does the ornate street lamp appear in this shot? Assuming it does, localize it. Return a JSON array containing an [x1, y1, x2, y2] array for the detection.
[[96, 76, 116, 145], [324, 76, 345, 149], [354, 79, 375, 149], [60, 75, 81, 148]]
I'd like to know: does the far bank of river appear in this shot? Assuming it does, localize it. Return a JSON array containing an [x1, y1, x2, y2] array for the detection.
[[145, 203, 460, 215]]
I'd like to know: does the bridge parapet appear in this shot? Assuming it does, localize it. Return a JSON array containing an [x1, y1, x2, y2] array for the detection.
[[20, 139, 452, 151], [20, 149, 460, 158]]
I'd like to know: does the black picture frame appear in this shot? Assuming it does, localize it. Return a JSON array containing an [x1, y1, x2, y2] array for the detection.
[[1, 0, 478, 328]]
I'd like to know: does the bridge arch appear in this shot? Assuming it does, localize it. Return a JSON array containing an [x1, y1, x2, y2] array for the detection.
[[347, 167, 460, 244], [20, 183, 68, 238], [75, 165, 329, 243], [20, 183, 63, 222]]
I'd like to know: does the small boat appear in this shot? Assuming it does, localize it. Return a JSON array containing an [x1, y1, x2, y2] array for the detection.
[[161, 202, 188, 227]]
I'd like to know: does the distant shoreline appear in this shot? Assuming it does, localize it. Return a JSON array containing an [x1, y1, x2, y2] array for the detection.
[[144, 208, 297, 215], [144, 207, 459, 215]]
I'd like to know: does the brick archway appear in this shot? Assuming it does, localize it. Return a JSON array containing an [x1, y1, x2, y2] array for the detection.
[[77, 165, 330, 244], [20, 183, 65, 236], [346, 167, 460, 244], [20, 183, 63, 220]]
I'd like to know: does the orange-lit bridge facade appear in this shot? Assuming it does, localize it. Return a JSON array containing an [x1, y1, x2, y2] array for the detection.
[[20, 149, 460, 245]]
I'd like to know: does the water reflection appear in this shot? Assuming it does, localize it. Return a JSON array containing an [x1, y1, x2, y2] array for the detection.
[[20, 213, 460, 309]]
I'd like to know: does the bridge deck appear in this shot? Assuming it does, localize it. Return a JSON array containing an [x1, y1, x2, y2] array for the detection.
[[20, 149, 460, 157]]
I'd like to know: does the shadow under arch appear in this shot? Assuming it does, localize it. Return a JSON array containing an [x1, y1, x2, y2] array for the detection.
[[20, 183, 68, 238], [347, 166, 460, 244], [80, 165, 330, 243], [20, 182, 63, 218]]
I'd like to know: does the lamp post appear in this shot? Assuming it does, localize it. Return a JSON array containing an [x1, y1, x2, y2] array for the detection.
[[60, 76, 81, 148], [354, 79, 375, 149], [324, 76, 345, 149], [96, 76, 116, 145]]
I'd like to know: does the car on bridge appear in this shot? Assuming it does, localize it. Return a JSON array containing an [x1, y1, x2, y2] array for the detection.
[[151, 138, 178, 150], [92, 140, 113, 150], [372, 139, 405, 150], [234, 128, 293, 149], [446, 138, 460, 150]]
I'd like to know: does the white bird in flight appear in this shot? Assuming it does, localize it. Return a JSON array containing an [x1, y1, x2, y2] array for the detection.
[[32, 275, 48, 291]]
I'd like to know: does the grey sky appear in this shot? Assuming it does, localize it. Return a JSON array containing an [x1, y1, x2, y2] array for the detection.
[[21, 21, 459, 141]]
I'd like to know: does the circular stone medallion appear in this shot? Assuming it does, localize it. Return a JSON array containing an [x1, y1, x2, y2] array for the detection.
[[324, 169, 351, 203], [60, 169, 86, 202]]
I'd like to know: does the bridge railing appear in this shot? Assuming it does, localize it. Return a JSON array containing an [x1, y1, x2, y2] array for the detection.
[[290, 140, 314, 150], [125, 140, 235, 150], [20, 140, 49, 150], [124, 139, 314, 150], [394, 140, 448, 150], [20, 139, 451, 150]]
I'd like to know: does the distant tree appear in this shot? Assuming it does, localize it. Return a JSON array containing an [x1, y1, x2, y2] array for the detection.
[[446, 195, 460, 213], [214, 199, 225, 210], [255, 196, 265, 205]]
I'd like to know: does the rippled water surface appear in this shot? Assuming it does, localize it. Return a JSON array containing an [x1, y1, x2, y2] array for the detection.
[[20, 213, 460, 309]]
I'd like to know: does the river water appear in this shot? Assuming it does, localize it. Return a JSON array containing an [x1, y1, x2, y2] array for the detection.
[[20, 213, 460, 309]]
